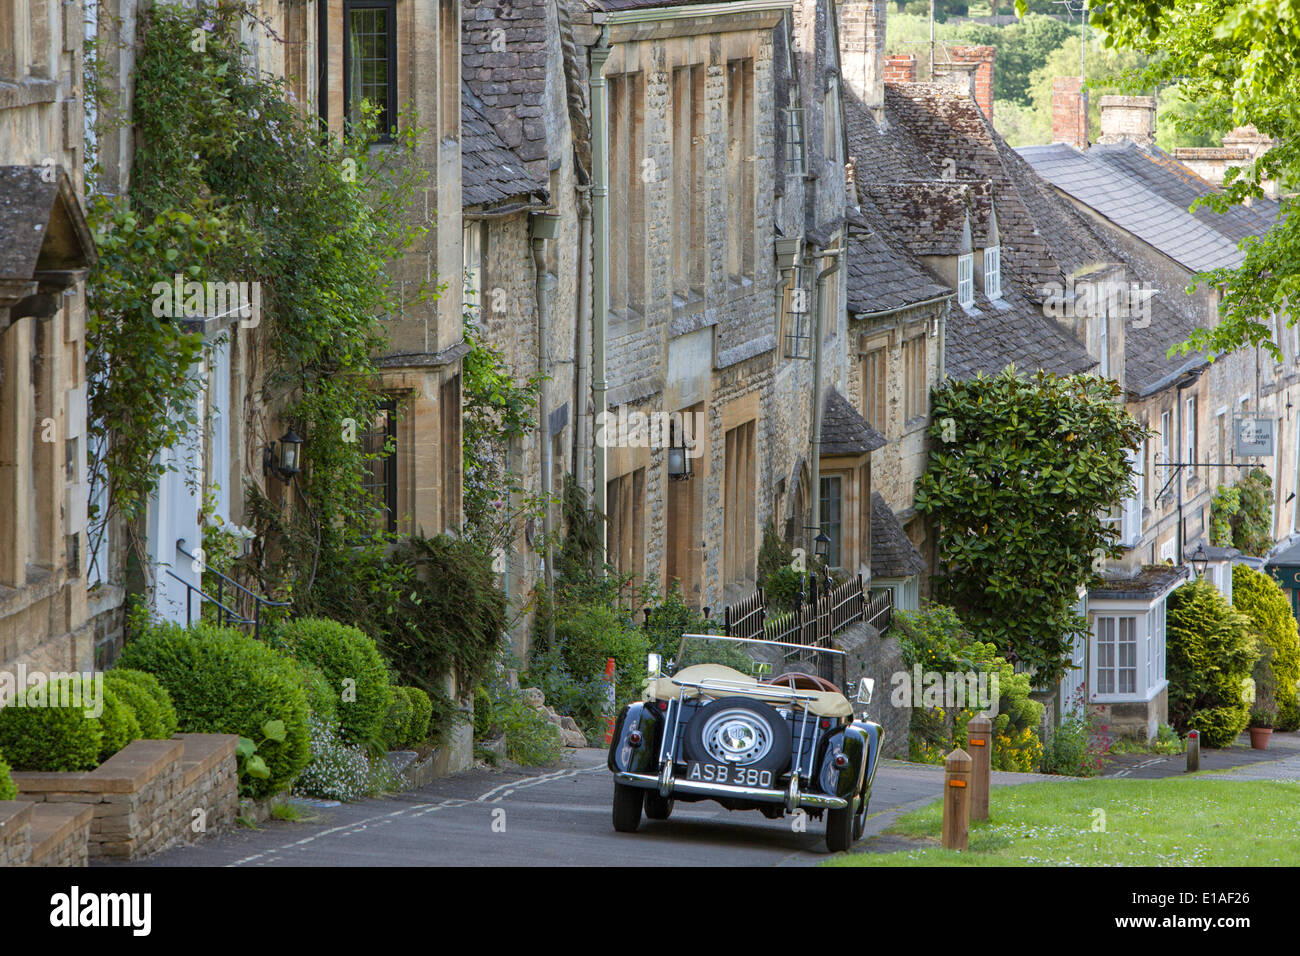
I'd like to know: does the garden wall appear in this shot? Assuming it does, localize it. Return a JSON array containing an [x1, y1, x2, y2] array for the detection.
[[9, 733, 238, 861], [833, 621, 909, 759]]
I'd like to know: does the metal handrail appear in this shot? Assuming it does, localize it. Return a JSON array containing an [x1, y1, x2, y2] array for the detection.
[[173, 539, 290, 638], [163, 568, 254, 627], [175, 540, 291, 608]]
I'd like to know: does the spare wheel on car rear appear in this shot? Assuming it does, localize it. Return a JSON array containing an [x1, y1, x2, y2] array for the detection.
[[684, 696, 793, 775]]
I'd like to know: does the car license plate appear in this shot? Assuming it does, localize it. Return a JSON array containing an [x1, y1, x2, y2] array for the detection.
[[684, 761, 774, 789]]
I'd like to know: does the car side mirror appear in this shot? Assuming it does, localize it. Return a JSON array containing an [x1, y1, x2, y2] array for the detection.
[[647, 653, 662, 679], [855, 678, 874, 706]]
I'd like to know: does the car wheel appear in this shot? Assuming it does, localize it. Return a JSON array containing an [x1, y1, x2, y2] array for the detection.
[[826, 806, 853, 853], [613, 782, 644, 833], [644, 791, 674, 820], [683, 696, 793, 775]]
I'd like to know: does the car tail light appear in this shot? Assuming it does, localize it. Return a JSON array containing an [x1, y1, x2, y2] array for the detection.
[[820, 719, 831, 730], [833, 753, 849, 768], [627, 730, 643, 746], [657, 700, 668, 711]]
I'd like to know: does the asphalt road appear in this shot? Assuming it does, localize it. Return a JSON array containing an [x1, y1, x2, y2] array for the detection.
[[118, 749, 1007, 867]]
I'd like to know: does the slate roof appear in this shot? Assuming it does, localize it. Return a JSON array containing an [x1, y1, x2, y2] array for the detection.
[[462, 0, 553, 189], [462, 84, 547, 209], [870, 492, 925, 579], [1090, 565, 1188, 600], [862, 181, 975, 256], [822, 388, 886, 456], [1017, 143, 1248, 273], [846, 193, 952, 316]]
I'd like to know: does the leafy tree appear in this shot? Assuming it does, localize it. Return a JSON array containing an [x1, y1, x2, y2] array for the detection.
[[916, 369, 1148, 685], [1232, 564, 1300, 730], [1166, 577, 1257, 747], [1083, 0, 1299, 358]]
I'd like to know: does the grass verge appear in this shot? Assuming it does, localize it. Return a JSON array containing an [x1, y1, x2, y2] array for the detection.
[[828, 777, 1300, 866]]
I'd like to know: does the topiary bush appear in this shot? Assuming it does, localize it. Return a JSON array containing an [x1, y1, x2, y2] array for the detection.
[[403, 686, 432, 746], [1232, 564, 1300, 730], [103, 669, 178, 740], [292, 660, 340, 729], [1167, 578, 1257, 747], [0, 677, 104, 771], [280, 618, 392, 746], [98, 686, 142, 762], [117, 620, 311, 798], [382, 686, 414, 750]]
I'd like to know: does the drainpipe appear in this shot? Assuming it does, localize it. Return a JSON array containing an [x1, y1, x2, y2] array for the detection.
[[590, 38, 612, 559], [808, 247, 843, 552], [575, 186, 593, 490], [532, 225, 556, 644]]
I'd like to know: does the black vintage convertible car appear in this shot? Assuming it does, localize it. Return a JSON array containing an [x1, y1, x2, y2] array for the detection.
[[607, 633, 882, 852]]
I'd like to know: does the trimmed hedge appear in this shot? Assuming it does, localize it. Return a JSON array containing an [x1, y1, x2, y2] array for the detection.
[[0, 750, 16, 801], [98, 687, 142, 762], [117, 621, 311, 798], [103, 668, 179, 740], [281, 618, 392, 745], [292, 660, 340, 729], [1167, 578, 1257, 747], [0, 677, 104, 771], [1232, 564, 1300, 731], [404, 686, 432, 745], [383, 686, 414, 750]]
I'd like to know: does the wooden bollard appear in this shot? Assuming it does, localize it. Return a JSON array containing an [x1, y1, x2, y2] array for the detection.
[[1186, 729, 1200, 773], [942, 748, 972, 851], [967, 716, 992, 821]]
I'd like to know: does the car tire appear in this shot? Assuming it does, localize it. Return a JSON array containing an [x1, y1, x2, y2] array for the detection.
[[683, 696, 793, 775], [644, 791, 674, 820], [826, 806, 853, 853], [852, 791, 870, 841], [612, 782, 644, 833]]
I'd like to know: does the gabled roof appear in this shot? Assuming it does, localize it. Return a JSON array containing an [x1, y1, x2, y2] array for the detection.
[[822, 388, 886, 456], [846, 193, 952, 317], [870, 492, 925, 579], [462, 0, 553, 189], [1017, 143, 1248, 273], [462, 83, 548, 209], [0, 165, 96, 324], [862, 181, 975, 257]]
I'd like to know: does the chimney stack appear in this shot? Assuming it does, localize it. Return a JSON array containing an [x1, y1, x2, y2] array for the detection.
[[947, 45, 995, 120], [883, 54, 916, 83], [1097, 95, 1157, 148], [840, 0, 888, 118], [1051, 76, 1088, 149]]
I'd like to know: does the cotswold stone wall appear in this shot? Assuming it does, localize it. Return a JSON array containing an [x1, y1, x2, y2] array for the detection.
[[11, 733, 238, 862]]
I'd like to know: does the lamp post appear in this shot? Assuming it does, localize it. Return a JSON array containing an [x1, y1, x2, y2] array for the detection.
[[1191, 542, 1209, 579]]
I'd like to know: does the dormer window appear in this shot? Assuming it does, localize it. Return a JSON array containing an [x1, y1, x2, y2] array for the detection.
[[983, 245, 1001, 300], [957, 253, 974, 308]]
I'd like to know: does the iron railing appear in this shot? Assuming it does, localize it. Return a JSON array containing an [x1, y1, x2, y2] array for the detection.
[[172, 540, 291, 639], [721, 573, 890, 648]]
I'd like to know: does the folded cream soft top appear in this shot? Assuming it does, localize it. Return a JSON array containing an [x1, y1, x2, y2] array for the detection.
[[645, 663, 852, 719]]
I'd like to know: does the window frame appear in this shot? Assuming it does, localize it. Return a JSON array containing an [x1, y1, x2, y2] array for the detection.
[[361, 398, 399, 534], [983, 245, 1001, 300], [957, 253, 974, 308], [342, 0, 399, 143]]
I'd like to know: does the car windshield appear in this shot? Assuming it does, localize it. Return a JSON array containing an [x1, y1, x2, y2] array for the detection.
[[673, 634, 846, 690]]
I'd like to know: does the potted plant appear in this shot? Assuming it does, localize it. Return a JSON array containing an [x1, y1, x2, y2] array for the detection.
[[1249, 706, 1275, 749], [1250, 641, 1277, 750]]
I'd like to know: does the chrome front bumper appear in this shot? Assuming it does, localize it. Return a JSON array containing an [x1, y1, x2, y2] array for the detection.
[[614, 770, 849, 811]]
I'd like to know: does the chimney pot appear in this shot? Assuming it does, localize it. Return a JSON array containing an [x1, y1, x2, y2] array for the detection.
[[1051, 76, 1089, 150]]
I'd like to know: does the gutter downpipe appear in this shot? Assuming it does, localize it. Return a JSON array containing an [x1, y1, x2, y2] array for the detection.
[[590, 37, 612, 560], [532, 225, 556, 645], [575, 186, 593, 490], [808, 247, 843, 556]]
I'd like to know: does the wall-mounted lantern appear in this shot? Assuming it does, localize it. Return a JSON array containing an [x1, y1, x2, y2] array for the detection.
[[263, 428, 303, 483], [667, 420, 694, 481]]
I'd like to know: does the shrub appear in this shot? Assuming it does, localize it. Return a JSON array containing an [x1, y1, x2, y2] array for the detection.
[[762, 566, 804, 613], [1166, 578, 1257, 747], [497, 693, 564, 766], [104, 669, 178, 739], [292, 661, 340, 729], [1040, 706, 1108, 776], [642, 584, 710, 659], [117, 621, 311, 798], [0, 677, 104, 771], [1232, 564, 1300, 730], [280, 618, 392, 745], [1210, 470, 1273, 556], [523, 646, 611, 740], [293, 715, 406, 802], [98, 687, 142, 762], [382, 687, 414, 750], [403, 686, 432, 745], [551, 603, 649, 713], [0, 751, 14, 801]]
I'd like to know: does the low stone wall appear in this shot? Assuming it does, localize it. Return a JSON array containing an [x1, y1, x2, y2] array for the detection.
[[833, 621, 910, 759], [11, 733, 238, 861], [0, 802, 33, 866], [30, 804, 93, 866]]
